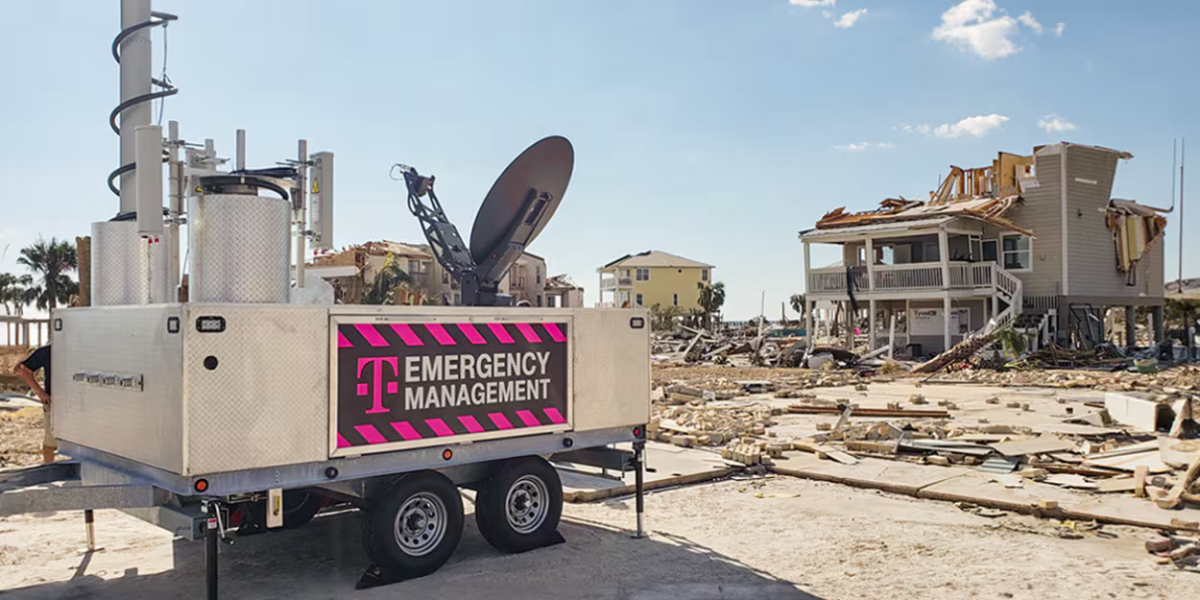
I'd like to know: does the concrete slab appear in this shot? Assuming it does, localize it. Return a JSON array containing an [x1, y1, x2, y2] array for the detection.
[[917, 471, 1090, 512], [560, 442, 735, 502], [1068, 495, 1200, 531], [769, 452, 969, 496]]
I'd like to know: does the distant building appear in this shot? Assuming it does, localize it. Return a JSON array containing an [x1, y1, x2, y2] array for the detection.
[[596, 250, 714, 310], [499, 252, 546, 307], [545, 274, 585, 308]]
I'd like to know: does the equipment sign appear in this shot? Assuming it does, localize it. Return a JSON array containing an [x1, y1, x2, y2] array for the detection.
[[333, 320, 569, 453]]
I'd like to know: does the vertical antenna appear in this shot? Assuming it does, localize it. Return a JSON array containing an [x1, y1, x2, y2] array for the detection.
[[1180, 138, 1186, 294]]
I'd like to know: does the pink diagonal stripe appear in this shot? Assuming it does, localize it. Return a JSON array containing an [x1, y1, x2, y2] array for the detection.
[[426, 418, 455, 437], [337, 331, 353, 348], [458, 415, 485, 433], [354, 324, 389, 347], [488, 323, 515, 344], [543, 407, 566, 424], [456, 323, 487, 345], [489, 412, 514, 430], [516, 323, 542, 343], [390, 323, 424, 346], [516, 410, 541, 427], [354, 424, 388, 444], [425, 323, 457, 346], [542, 322, 567, 342], [337, 433, 351, 448], [390, 421, 422, 441]]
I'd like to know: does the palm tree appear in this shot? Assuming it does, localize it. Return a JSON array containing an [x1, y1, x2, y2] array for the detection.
[[0, 273, 34, 315], [789, 293, 806, 316], [17, 238, 78, 311], [361, 253, 412, 305], [696, 281, 726, 331]]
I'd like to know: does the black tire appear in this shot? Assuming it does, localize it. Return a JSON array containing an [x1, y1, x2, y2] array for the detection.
[[361, 471, 464, 578], [243, 489, 325, 532], [475, 456, 563, 553]]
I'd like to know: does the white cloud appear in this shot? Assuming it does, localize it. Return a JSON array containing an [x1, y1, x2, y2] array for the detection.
[[1037, 114, 1076, 134], [933, 114, 1010, 138], [1017, 11, 1042, 34], [790, 0, 836, 7], [931, 0, 1023, 60], [897, 123, 933, 136], [822, 10, 834, 19], [834, 8, 867, 29], [835, 141, 896, 152], [1055, 22, 1066, 37]]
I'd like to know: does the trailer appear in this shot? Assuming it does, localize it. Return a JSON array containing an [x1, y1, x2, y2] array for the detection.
[[0, 2, 650, 597]]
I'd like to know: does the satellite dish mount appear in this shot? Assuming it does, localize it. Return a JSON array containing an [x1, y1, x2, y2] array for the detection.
[[398, 136, 574, 307]]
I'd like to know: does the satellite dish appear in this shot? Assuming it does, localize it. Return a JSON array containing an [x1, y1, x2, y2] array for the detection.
[[469, 136, 574, 265], [396, 135, 574, 307]]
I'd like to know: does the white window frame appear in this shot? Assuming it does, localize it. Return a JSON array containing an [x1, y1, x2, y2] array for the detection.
[[999, 233, 1033, 272], [636, 268, 650, 281]]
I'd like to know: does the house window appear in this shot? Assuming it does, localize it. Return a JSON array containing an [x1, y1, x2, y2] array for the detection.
[[537, 295, 543, 307], [981, 240, 998, 262], [673, 293, 679, 307], [636, 293, 643, 306], [701, 269, 709, 281], [1001, 234, 1031, 270], [453, 292, 461, 305], [636, 268, 650, 281], [536, 267, 541, 285]]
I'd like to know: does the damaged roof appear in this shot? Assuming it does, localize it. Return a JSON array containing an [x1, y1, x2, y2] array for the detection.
[[812, 195, 1030, 236]]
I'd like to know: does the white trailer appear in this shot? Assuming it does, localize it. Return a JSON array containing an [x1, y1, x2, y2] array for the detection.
[[0, 2, 650, 597]]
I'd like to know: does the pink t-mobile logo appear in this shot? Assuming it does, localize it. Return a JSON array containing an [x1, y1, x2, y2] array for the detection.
[[356, 357, 398, 414]]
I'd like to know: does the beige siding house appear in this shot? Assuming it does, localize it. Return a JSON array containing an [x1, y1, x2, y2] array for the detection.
[[800, 142, 1168, 356]]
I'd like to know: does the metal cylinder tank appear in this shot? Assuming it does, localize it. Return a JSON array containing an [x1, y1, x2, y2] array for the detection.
[[188, 193, 291, 303], [91, 221, 173, 306]]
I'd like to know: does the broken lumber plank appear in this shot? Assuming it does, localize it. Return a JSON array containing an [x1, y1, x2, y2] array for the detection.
[[1156, 451, 1200, 510], [786, 404, 950, 418], [1135, 465, 1149, 498]]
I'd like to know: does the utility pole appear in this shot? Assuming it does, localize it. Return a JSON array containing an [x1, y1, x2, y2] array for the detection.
[[758, 290, 766, 337]]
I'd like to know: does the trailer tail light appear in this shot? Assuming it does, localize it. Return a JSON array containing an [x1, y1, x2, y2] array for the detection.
[[442, 449, 453, 461], [633, 426, 644, 439], [194, 479, 209, 493]]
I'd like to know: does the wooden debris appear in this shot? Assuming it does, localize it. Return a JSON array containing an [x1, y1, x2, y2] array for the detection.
[[1135, 465, 1149, 497], [909, 394, 928, 405], [1036, 499, 1059, 511], [989, 435, 1077, 457], [1145, 538, 1175, 553], [786, 404, 950, 418], [1155, 451, 1200, 510], [1170, 518, 1200, 530]]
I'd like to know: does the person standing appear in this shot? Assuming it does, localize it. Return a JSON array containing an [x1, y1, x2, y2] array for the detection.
[[15, 344, 54, 463]]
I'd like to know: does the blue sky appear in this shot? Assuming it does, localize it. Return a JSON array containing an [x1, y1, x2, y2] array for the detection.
[[1, 0, 1197, 318]]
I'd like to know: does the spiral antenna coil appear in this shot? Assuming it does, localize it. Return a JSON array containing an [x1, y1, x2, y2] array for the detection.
[[106, 11, 178, 199]]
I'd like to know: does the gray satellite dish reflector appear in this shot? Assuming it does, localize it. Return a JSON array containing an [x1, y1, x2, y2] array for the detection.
[[399, 135, 574, 306], [469, 136, 574, 269]]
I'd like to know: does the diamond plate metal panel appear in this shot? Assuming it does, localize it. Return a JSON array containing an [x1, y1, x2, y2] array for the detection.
[[183, 304, 328, 474], [52, 306, 184, 472], [188, 194, 291, 304], [571, 309, 650, 430], [91, 221, 172, 306]]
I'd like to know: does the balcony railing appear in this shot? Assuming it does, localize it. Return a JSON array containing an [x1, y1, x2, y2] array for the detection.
[[599, 277, 633, 290], [808, 261, 1007, 295]]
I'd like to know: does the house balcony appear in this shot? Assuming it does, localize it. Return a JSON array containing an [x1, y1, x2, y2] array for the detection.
[[599, 277, 632, 290], [807, 261, 1018, 300]]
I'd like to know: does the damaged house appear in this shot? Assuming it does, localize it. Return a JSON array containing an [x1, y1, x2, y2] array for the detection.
[[799, 142, 1168, 357]]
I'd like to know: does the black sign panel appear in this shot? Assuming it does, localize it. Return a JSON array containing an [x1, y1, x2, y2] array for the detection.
[[334, 320, 569, 453]]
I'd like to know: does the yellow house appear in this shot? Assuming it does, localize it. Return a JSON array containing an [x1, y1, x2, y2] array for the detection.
[[597, 250, 715, 310]]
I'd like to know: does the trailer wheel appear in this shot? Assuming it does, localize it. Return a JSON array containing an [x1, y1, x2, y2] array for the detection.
[[475, 457, 563, 553], [362, 471, 463, 578]]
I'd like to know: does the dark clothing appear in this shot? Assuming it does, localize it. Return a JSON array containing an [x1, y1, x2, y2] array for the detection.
[[20, 345, 51, 395]]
